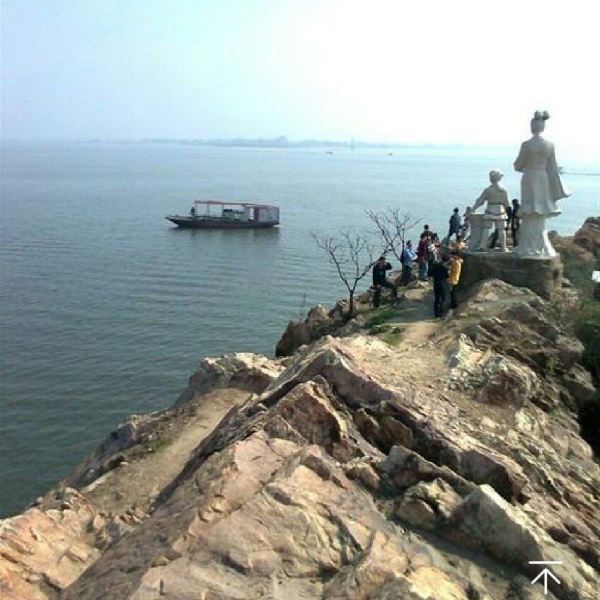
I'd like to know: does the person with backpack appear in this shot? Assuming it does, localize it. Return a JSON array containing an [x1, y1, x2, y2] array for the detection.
[[400, 240, 416, 286]]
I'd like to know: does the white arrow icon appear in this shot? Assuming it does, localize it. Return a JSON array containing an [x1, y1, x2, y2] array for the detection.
[[529, 561, 562, 595]]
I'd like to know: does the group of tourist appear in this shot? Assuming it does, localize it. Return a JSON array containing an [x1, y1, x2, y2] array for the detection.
[[371, 195, 523, 317], [371, 223, 465, 317], [369, 110, 568, 319]]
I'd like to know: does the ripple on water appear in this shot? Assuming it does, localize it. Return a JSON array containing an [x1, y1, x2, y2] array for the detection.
[[1, 143, 598, 516]]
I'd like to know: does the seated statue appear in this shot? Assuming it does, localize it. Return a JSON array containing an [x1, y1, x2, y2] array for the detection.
[[471, 170, 511, 252]]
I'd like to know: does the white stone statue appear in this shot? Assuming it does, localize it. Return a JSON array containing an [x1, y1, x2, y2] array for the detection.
[[471, 170, 510, 252], [513, 111, 569, 258], [466, 206, 489, 251]]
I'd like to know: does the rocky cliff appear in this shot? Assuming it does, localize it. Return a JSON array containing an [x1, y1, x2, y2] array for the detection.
[[1, 254, 599, 598]]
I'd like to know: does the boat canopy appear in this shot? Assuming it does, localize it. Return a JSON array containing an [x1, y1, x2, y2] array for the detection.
[[191, 200, 279, 224], [192, 200, 278, 209]]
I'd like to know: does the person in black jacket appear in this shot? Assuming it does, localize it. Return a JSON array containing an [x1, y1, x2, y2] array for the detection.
[[447, 208, 462, 242], [372, 256, 397, 308], [509, 198, 520, 246], [429, 254, 451, 318]]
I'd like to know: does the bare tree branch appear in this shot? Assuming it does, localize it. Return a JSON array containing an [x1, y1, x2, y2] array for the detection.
[[366, 208, 421, 261], [312, 230, 378, 318]]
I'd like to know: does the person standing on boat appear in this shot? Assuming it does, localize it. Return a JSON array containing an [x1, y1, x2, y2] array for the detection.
[[190, 205, 196, 218], [372, 256, 398, 308]]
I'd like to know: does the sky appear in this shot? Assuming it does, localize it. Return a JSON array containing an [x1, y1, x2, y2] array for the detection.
[[2, 0, 600, 154]]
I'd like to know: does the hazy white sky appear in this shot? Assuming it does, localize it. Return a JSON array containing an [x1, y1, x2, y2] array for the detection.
[[2, 0, 600, 153]]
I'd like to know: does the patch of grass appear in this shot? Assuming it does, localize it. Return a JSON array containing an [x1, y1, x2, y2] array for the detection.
[[365, 307, 402, 330], [562, 252, 595, 296], [128, 433, 173, 459], [379, 331, 402, 347], [368, 323, 393, 335]]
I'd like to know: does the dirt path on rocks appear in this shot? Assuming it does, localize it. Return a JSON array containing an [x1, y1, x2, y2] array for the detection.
[[394, 283, 442, 349], [83, 389, 250, 515], [348, 282, 450, 390]]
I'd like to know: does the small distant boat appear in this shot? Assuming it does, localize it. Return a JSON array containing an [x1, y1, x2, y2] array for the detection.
[[166, 200, 280, 229]]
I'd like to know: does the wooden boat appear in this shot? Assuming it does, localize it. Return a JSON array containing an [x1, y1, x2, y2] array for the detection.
[[166, 201, 280, 229]]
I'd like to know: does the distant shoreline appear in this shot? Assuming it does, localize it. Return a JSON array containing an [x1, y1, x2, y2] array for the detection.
[[1, 137, 515, 151]]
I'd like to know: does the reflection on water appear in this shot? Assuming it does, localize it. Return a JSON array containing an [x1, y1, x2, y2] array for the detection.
[[167, 224, 282, 239]]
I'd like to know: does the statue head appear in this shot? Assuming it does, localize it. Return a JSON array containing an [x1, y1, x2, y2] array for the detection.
[[489, 169, 503, 184], [530, 110, 550, 135]]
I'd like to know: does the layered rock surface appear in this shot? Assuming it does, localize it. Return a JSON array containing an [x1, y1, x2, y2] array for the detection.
[[1, 281, 598, 599]]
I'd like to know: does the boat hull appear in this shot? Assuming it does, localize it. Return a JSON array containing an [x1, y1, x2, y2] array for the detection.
[[166, 216, 279, 229]]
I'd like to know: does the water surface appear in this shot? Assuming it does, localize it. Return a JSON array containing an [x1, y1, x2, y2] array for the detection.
[[1, 142, 598, 516]]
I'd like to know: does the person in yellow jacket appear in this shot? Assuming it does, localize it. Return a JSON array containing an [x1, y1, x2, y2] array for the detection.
[[447, 251, 463, 309]]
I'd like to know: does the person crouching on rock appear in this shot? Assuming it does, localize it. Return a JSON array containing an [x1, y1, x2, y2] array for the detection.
[[429, 252, 451, 318], [447, 250, 463, 309], [372, 255, 398, 308]]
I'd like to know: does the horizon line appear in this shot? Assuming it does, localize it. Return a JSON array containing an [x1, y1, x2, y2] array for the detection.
[[1, 136, 516, 148]]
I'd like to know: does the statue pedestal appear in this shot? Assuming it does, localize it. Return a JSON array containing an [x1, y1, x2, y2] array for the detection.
[[456, 251, 562, 300], [468, 213, 491, 251]]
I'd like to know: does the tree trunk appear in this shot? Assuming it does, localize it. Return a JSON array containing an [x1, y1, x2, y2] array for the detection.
[[347, 292, 355, 319]]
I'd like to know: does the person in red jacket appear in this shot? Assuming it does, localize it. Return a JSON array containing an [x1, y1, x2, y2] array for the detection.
[[416, 233, 430, 280]]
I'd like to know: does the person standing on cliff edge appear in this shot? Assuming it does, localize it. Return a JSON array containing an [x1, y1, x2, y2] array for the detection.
[[372, 255, 398, 308], [447, 208, 462, 242]]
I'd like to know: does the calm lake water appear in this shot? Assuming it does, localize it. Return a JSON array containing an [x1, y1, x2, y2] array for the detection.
[[1, 142, 599, 516]]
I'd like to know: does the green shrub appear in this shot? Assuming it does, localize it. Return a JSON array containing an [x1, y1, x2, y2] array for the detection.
[[364, 306, 405, 330], [573, 301, 600, 380]]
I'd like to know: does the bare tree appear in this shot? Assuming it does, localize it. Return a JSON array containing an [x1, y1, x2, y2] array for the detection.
[[312, 231, 377, 318], [366, 208, 421, 261]]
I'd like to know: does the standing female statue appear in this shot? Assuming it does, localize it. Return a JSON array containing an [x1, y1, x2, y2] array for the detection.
[[513, 111, 569, 257]]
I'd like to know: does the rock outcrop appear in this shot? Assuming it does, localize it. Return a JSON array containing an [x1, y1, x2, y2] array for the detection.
[[457, 252, 563, 300], [573, 216, 600, 259], [1, 279, 598, 599]]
